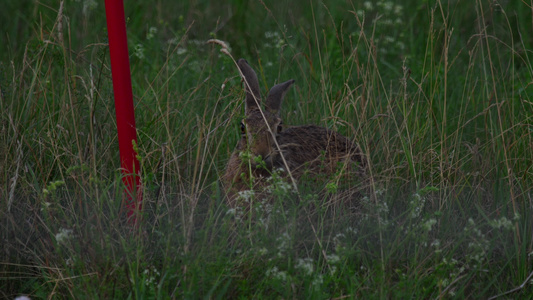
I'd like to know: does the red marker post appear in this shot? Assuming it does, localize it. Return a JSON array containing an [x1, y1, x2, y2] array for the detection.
[[104, 0, 142, 225]]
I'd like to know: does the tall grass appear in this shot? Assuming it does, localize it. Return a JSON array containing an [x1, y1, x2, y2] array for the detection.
[[1, 0, 533, 298]]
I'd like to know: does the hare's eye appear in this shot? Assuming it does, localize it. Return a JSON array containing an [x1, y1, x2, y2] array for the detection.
[[240, 122, 246, 134], [277, 121, 283, 133]]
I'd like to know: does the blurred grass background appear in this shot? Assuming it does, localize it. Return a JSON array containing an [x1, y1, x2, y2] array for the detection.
[[1, 0, 533, 298]]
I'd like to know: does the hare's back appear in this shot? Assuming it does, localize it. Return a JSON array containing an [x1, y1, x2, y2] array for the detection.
[[276, 125, 364, 174]]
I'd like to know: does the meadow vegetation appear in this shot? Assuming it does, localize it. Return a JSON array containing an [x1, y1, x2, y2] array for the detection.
[[1, 0, 533, 298]]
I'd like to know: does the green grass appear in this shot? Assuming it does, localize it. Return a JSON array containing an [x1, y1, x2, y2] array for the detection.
[[1, 0, 533, 298]]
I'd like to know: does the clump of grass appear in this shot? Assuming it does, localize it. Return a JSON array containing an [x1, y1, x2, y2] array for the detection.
[[1, 0, 533, 298]]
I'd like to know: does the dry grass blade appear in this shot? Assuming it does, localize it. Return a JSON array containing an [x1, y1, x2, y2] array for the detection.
[[487, 270, 533, 300]]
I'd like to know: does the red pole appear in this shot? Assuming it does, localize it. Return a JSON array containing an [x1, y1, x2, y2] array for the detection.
[[104, 0, 142, 225]]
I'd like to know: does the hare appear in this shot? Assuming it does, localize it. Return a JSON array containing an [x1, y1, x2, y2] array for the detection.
[[223, 59, 366, 207]]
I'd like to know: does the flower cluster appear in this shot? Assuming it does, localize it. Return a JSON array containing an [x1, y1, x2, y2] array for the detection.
[[352, 0, 406, 56]]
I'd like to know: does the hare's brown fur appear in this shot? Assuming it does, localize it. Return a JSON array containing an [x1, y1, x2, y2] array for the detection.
[[275, 125, 365, 177], [222, 59, 366, 206]]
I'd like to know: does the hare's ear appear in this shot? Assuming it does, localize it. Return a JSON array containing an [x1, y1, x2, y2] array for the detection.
[[237, 59, 261, 111], [265, 79, 295, 115]]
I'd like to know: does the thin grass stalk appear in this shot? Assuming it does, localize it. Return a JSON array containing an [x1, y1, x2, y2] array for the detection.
[[477, 0, 520, 245]]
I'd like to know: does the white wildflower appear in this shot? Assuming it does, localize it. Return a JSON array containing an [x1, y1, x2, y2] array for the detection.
[[146, 26, 157, 40], [143, 266, 160, 286], [237, 190, 255, 202], [265, 31, 281, 39], [333, 233, 345, 246], [380, 1, 393, 12], [326, 254, 340, 264], [311, 274, 323, 289], [346, 227, 358, 235], [258, 248, 268, 256], [55, 228, 73, 244], [422, 218, 437, 232], [167, 37, 179, 45], [295, 258, 314, 276], [134, 44, 145, 60], [276, 232, 291, 256], [266, 266, 288, 281], [490, 216, 513, 230], [394, 4, 403, 14], [65, 258, 74, 267]]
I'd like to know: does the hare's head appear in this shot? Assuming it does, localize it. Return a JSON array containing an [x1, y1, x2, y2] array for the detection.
[[237, 59, 294, 166]]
